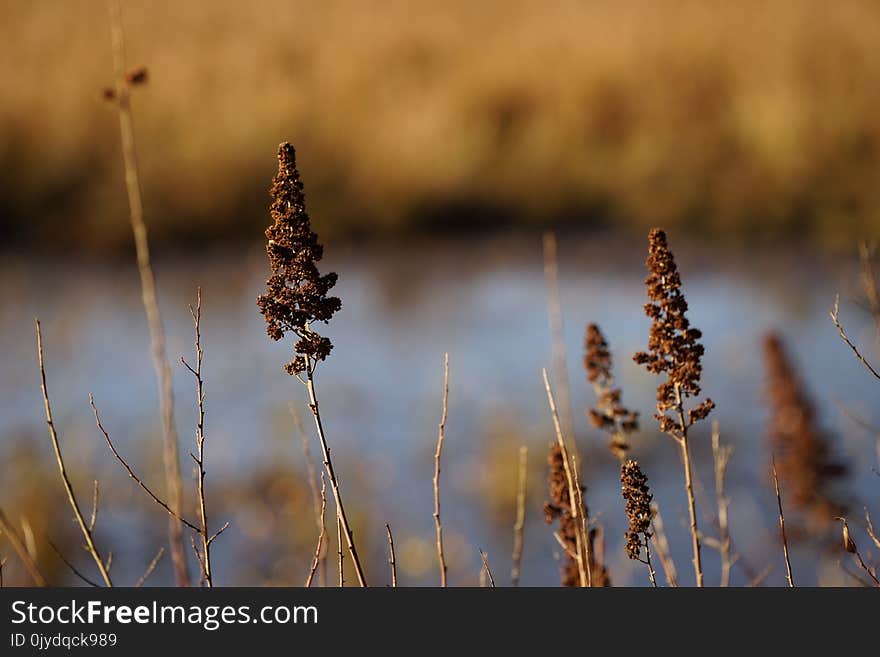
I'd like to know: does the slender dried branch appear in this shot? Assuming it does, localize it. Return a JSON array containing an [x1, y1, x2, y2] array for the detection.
[[107, 0, 188, 587], [865, 509, 880, 551], [711, 422, 733, 587], [88, 480, 100, 532], [304, 360, 367, 587], [835, 517, 880, 586], [649, 504, 678, 587], [305, 474, 327, 588], [510, 445, 528, 587], [433, 353, 450, 587], [36, 321, 112, 587], [181, 288, 220, 587], [0, 509, 46, 586], [542, 232, 575, 442], [136, 547, 165, 588], [385, 523, 397, 588], [91, 395, 199, 533], [479, 550, 496, 588], [336, 515, 344, 588], [542, 368, 588, 587], [771, 457, 794, 587], [48, 540, 99, 587], [290, 401, 326, 586], [830, 294, 880, 380]]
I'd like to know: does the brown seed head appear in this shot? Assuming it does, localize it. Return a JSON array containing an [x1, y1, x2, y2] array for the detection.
[[257, 143, 341, 376], [633, 229, 714, 433], [621, 459, 653, 561]]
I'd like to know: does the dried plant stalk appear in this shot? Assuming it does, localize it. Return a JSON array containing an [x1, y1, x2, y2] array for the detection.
[[0, 508, 47, 586], [711, 422, 733, 587], [433, 353, 450, 587], [135, 547, 165, 588], [291, 401, 327, 586], [107, 0, 188, 587], [385, 523, 397, 587], [36, 321, 112, 587], [633, 228, 714, 587], [771, 457, 794, 587], [479, 550, 496, 588], [650, 504, 678, 587], [835, 517, 879, 586], [305, 474, 327, 588], [542, 369, 588, 587], [543, 232, 576, 441], [510, 445, 528, 587]]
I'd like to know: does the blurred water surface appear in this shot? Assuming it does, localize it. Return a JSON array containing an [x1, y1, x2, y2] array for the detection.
[[1, 235, 878, 586]]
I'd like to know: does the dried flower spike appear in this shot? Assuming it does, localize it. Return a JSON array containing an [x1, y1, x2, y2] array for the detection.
[[257, 142, 341, 376], [621, 459, 653, 560], [585, 323, 638, 460], [765, 333, 846, 530], [633, 228, 712, 587], [634, 228, 714, 432]]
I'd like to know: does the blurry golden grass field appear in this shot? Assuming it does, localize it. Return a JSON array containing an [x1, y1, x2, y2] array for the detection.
[[4, 0, 880, 250]]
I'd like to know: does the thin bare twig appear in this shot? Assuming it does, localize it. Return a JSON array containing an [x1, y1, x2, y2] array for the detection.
[[136, 547, 165, 587], [36, 321, 112, 587], [181, 288, 221, 587], [290, 401, 326, 586], [711, 422, 733, 586], [305, 474, 327, 588], [542, 232, 576, 442], [88, 480, 100, 532], [48, 540, 99, 587], [304, 352, 367, 587], [0, 509, 46, 586], [91, 395, 199, 534], [865, 509, 880, 551], [336, 515, 344, 588], [542, 369, 588, 587], [434, 353, 450, 587], [385, 523, 397, 587], [771, 457, 794, 587], [107, 0, 189, 587], [835, 517, 880, 586], [511, 445, 528, 587], [650, 504, 678, 587], [830, 294, 880, 380], [479, 550, 496, 588]]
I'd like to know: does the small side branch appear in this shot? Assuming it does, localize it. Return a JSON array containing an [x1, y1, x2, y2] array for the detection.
[[479, 550, 496, 588], [771, 457, 794, 587], [712, 423, 733, 587], [36, 321, 112, 587], [305, 474, 327, 588], [135, 547, 165, 587], [433, 353, 450, 587], [830, 294, 880, 380]]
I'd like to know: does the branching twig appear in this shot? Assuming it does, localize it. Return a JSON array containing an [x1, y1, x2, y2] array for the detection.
[[771, 457, 794, 587], [650, 504, 678, 587], [830, 294, 880, 380], [510, 445, 527, 587], [865, 509, 880, 551], [836, 517, 880, 586], [136, 547, 165, 587], [304, 352, 367, 587], [433, 353, 450, 587], [36, 321, 112, 587], [305, 474, 327, 588], [107, 0, 189, 587], [91, 395, 200, 534], [0, 509, 46, 586], [181, 288, 221, 587], [385, 523, 397, 587]]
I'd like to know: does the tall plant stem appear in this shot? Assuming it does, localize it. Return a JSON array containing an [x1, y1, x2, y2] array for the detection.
[[304, 356, 367, 587], [36, 321, 112, 587], [674, 383, 703, 587], [433, 353, 450, 587], [107, 0, 189, 587]]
